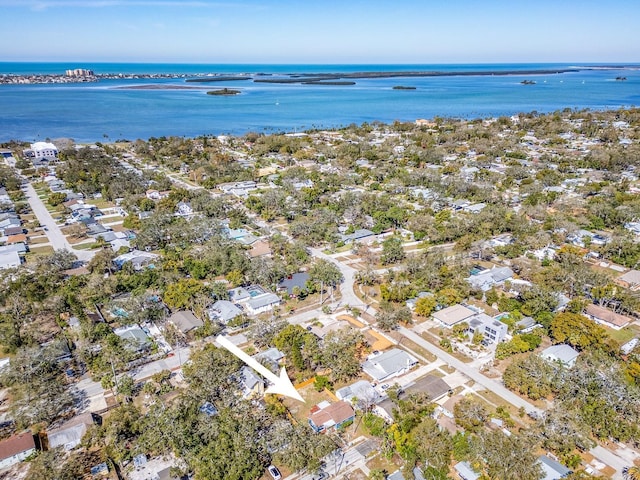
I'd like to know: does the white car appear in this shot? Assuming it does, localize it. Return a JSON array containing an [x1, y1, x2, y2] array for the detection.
[[267, 465, 282, 480]]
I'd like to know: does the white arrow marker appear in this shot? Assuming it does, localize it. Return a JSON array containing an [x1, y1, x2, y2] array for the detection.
[[215, 335, 305, 403]]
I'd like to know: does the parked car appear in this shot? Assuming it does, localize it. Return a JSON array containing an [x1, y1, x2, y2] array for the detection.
[[267, 465, 282, 480]]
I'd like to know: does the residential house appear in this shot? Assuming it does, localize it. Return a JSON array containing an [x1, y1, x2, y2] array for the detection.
[[277, 272, 310, 296], [454, 462, 481, 480], [248, 240, 272, 258], [167, 310, 204, 334], [30, 141, 58, 160], [463, 203, 486, 214], [467, 266, 514, 292], [175, 201, 193, 217], [239, 366, 264, 399], [339, 229, 375, 244], [113, 250, 159, 270], [584, 304, 632, 330], [467, 313, 508, 344], [540, 344, 580, 368], [113, 324, 151, 351], [336, 380, 380, 406], [228, 287, 252, 303], [0, 250, 21, 270], [245, 293, 281, 315], [254, 347, 285, 370], [208, 300, 243, 324], [538, 455, 571, 480], [432, 304, 476, 328], [362, 348, 418, 382], [617, 269, 640, 291], [308, 401, 356, 433], [3, 226, 24, 237], [47, 413, 99, 450], [0, 432, 36, 469], [405, 374, 452, 402]]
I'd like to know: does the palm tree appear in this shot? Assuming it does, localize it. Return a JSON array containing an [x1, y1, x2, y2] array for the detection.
[[623, 466, 640, 480]]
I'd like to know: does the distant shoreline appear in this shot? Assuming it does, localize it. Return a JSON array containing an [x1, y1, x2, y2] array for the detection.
[[114, 84, 207, 90], [3, 65, 640, 86]]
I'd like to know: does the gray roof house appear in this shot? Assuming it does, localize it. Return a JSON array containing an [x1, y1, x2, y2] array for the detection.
[[467, 266, 514, 292], [47, 413, 99, 450], [468, 313, 508, 344], [228, 287, 251, 303], [454, 462, 481, 480], [239, 366, 264, 398], [246, 293, 281, 315], [278, 272, 310, 296], [113, 324, 151, 351], [540, 344, 580, 368], [208, 300, 242, 324], [168, 310, 204, 333], [0, 250, 21, 270], [336, 380, 380, 406], [404, 374, 452, 401], [538, 455, 571, 480], [339, 229, 375, 243], [362, 348, 418, 382]]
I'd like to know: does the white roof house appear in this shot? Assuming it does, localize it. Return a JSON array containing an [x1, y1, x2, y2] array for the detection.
[[0, 250, 21, 270], [362, 348, 418, 382], [540, 344, 580, 368], [432, 304, 476, 328], [30, 141, 58, 159]]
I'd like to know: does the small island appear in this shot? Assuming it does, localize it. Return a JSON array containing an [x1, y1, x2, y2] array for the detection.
[[520, 80, 536, 85], [616, 76, 627, 81], [393, 85, 417, 90], [206, 88, 241, 96]]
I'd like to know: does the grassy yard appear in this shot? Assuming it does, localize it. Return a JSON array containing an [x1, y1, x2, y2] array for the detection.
[[607, 324, 639, 345]]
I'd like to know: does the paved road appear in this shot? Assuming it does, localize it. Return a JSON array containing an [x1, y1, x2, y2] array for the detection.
[[309, 248, 365, 310], [23, 182, 96, 262], [398, 326, 542, 416]]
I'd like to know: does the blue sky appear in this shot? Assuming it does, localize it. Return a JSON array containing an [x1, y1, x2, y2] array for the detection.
[[1, 0, 638, 63]]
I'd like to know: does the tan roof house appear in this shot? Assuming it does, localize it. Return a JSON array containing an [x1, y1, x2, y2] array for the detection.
[[584, 304, 632, 330]]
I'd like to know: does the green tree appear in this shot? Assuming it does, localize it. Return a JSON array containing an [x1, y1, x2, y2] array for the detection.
[[453, 396, 488, 432], [381, 236, 406, 265], [309, 259, 343, 303], [321, 328, 365, 382], [414, 295, 437, 317], [163, 278, 210, 310], [549, 312, 611, 352]]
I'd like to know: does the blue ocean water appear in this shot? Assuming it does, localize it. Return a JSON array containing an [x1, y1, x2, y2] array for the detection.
[[0, 63, 638, 143]]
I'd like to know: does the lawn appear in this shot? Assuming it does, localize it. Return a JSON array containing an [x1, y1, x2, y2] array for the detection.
[[607, 324, 639, 345]]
